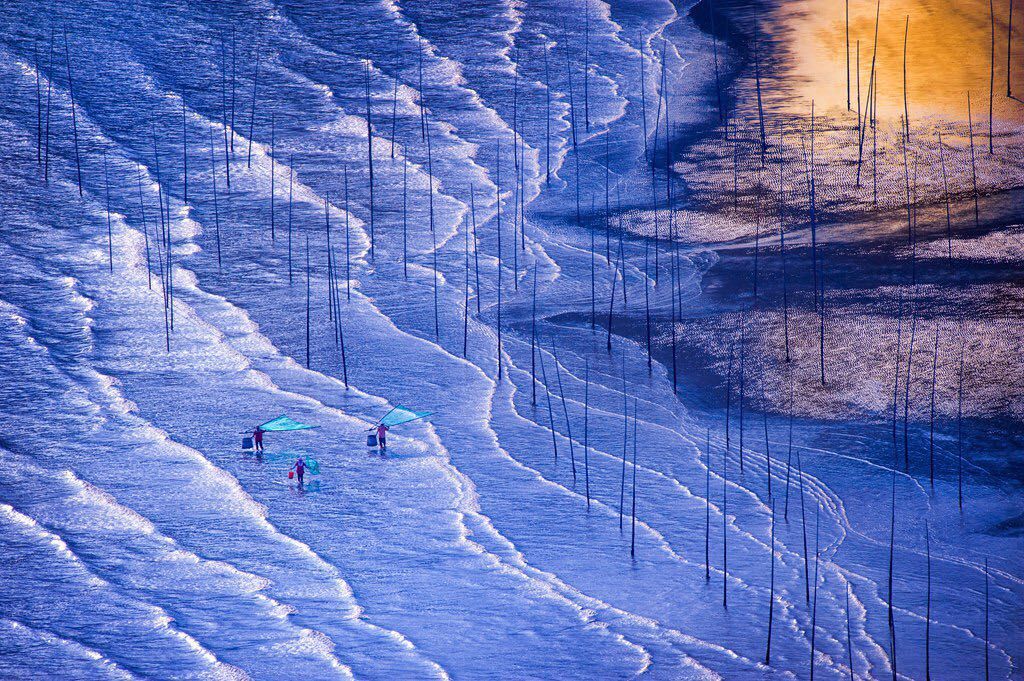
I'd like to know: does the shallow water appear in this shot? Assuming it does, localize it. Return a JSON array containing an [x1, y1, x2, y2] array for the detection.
[[0, 0, 1021, 679]]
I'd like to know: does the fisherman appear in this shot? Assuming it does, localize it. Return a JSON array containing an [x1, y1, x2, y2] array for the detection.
[[252, 425, 265, 452], [291, 456, 306, 484], [376, 423, 390, 451]]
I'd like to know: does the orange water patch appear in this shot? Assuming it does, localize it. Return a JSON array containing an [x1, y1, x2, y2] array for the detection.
[[773, 0, 1024, 122]]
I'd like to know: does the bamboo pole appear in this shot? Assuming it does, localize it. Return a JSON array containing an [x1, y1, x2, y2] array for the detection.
[[739, 317, 746, 472], [620, 366, 628, 530], [1009, 0, 1015, 97], [846, 583, 855, 679], [209, 128, 222, 272], [63, 29, 82, 196], [287, 159, 293, 282], [539, 339, 559, 463], [418, 38, 426, 141], [269, 113, 275, 241], [531, 264, 538, 406], [471, 185, 481, 313], [778, 126, 791, 362], [365, 61, 376, 258], [957, 336, 966, 510], [35, 41, 41, 167], [305, 235, 311, 369], [903, 17, 910, 140], [846, 0, 851, 110], [784, 373, 794, 520], [584, 360, 591, 508], [903, 310, 918, 471], [989, 0, 996, 154], [136, 163, 153, 289], [402, 155, 408, 279], [765, 497, 776, 664], [220, 35, 231, 190], [705, 428, 711, 581], [928, 328, 939, 487], [496, 142, 503, 376], [246, 29, 260, 168], [43, 27, 54, 184], [103, 150, 113, 273], [583, 2, 590, 132], [938, 131, 953, 264], [725, 343, 734, 453], [925, 524, 932, 680], [639, 32, 649, 162], [344, 165, 352, 300], [630, 397, 638, 557], [710, 0, 723, 125], [544, 43, 551, 184], [887, 465, 898, 681], [722, 427, 728, 607], [984, 557, 990, 679], [464, 216, 470, 358], [810, 504, 820, 680], [968, 92, 980, 228], [551, 341, 577, 482], [763, 389, 772, 497], [230, 28, 236, 155], [856, 1, 880, 187], [798, 448, 809, 603], [391, 52, 401, 159]]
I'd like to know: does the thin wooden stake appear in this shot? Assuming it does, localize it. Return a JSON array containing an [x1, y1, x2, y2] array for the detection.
[[989, 0, 996, 154], [957, 336, 966, 510], [926, 524, 932, 681], [538, 339, 559, 463], [929, 328, 939, 487], [269, 113, 275, 240], [584, 360, 591, 508], [63, 29, 82, 196], [246, 28, 260, 168], [798, 449, 809, 603], [810, 504, 820, 680], [209, 128, 222, 271], [705, 428, 711, 581], [103, 150, 113, 273], [845, 0, 851, 110], [471, 185, 482, 313], [544, 43, 551, 183], [365, 61, 376, 258], [620, 368, 628, 530], [765, 497, 776, 664], [630, 397, 638, 557], [551, 341, 577, 483], [343, 165, 352, 300], [968, 92, 980, 228], [43, 27, 54, 184], [464, 216, 470, 358], [305, 235, 311, 369], [531, 264, 538, 405], [136, 163, 153, 289], [287, 159, 293, 282]]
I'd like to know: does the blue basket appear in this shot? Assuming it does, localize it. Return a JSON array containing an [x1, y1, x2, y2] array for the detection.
[[242, 436, 254, 450], [366, 434, 378, 447]]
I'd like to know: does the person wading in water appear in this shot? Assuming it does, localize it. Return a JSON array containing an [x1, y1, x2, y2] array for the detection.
[[290, 456, 306, 484]]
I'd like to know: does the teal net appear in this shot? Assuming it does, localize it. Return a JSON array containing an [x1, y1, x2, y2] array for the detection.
[[259, 415, 317, 432], [379, 406, 433, 428]]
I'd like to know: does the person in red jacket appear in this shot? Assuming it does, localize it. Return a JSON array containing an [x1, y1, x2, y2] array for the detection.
[[290, 456, 306, 484], [376, 423, 389, 451], [252, 426, 265, 452]]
